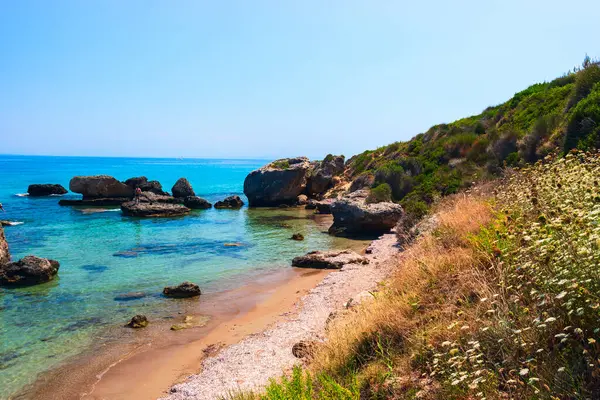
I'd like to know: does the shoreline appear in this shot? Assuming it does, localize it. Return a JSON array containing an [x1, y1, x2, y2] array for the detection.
[[164, 232, 399, 400], [18, 266, 332, 400]]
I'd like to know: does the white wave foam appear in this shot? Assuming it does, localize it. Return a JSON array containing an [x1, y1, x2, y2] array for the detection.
[[2, 221, 24, 226], [14, 193, 29, 197]]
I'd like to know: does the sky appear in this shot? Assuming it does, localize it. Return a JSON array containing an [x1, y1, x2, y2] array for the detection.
[[0, 1, 599, 160]]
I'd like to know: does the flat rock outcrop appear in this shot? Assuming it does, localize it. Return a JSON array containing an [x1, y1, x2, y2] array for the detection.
[[0, 226, 9, 265], [124, 177, 169, 196], [306, 155, 345, 196], [329, 190, 403, 236], [291, 250, 368, 269], [27, 184, 68, 196], [243, 157, 311, 207], [214, 195, 244, 209], [163, 281, 201, 298], [0, 256, 60, 286], [121, 201, 190, 217], [172, 178, 195, 198], [183, 196, 212, 209], [70, 175, 134, 199]]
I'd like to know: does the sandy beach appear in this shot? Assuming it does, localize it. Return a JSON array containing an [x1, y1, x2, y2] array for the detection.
[[18, 229, 397, 400]]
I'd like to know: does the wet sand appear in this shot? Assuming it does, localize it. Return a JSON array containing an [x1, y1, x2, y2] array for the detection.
[[20, 267, 330, 400]]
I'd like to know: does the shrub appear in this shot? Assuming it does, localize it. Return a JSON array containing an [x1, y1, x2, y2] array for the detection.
[[373, 162, 414, 200], [567, 61, 600, 109], [270, 160, 290, 169], [564, 82, 600, 151], [365, 183, 392, 204]]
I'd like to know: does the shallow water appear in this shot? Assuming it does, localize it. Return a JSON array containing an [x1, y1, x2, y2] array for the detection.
[[0, 155, 361, 399]]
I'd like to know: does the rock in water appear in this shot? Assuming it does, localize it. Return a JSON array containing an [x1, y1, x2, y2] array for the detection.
[[329, 190, 403, 236], [291, 233, 304, 241], [306, 155, 345, 196], [214, 195, 244, 209], [70, 175, 134, 199], [126, 315, 148, 328], [243, 157, 312, 207], [124, 177, 169, 195], [183, 196, 212, 209], [172, 178, 195, 198], [291, 250, 368, 269], [0, 256, 60, 286], [163, 281, 202, 298], [121, 201, 190, 217], [0, 226, 9, 265], [27, 184, 68, 197], [297, 194, 308, 205], [315, 200, 333, 214]]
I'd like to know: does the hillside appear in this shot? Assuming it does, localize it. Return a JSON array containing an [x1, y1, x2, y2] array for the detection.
[[344, 57, 600, 223]]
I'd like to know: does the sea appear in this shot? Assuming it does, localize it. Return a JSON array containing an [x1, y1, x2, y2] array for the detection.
[[0, 155, 357, 399]]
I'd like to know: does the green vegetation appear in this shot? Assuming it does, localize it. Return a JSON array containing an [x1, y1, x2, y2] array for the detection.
[[271, 159, 290, 169], [231, 152, 600, 399], [365, 183, 392, 204], [346, 58, 600, 223]]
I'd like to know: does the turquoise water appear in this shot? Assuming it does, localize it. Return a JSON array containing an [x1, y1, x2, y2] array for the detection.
[[0, 155, 352, 398]]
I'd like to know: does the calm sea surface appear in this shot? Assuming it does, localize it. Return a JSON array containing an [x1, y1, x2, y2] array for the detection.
[[0, 155, 353, 398]]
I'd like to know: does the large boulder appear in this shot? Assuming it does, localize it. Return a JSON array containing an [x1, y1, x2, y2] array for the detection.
[[0, 225, 9, 265], [214, 195, 244, 209], [172, 178, 195, 198], [292, 250, 368, 269], [349, 173, 375, 193], [121, 201, 190, 217], [124, 177, 169, 196], [243, 157, 312, 207], [0, 256, 60, 286], [27, 184, 68, 197], [70, 175, 134, 199], [315, 199, 333, 214], [306, 155, 345, 196], [163, 281, 201, 298], [183, 196, 212, 209], [329, 190, 403, 236]]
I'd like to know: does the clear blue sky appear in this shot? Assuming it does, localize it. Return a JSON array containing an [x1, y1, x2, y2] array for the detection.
[[1, 1, 598, 159]]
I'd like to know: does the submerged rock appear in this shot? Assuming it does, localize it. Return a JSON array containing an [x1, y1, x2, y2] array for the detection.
[[291, 250, 368, 269], [0, 256, 60, 286], [27, 184, 68, 197], [121, 201, 190, 217], [184, 196, 212, 209], [243, 157, 312, 207], [329, 190, 403, 237], [126, 314, 149, 328], [0, 226, 9, 265], [172, 178, 195, 198], [59, 198, 131, 206], [214, 195, 244, 209], [170, 315, 210, 331], [291, 233, 304, 241], [163, 281, 201, 298], [114, 292, 146, 301], [70, 175, 134, 199]]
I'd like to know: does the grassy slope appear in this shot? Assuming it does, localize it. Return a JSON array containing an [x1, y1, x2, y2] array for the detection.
[[345, 60, 600, 222], [227, 60, 600, 399], [232, 151, 600, 399]]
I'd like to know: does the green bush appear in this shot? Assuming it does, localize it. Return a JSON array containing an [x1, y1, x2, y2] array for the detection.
[[564, 82, 600, 150], [270, 160, 290, 169], [567, 62, 600, 109], [366, 183, 392, 204]]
